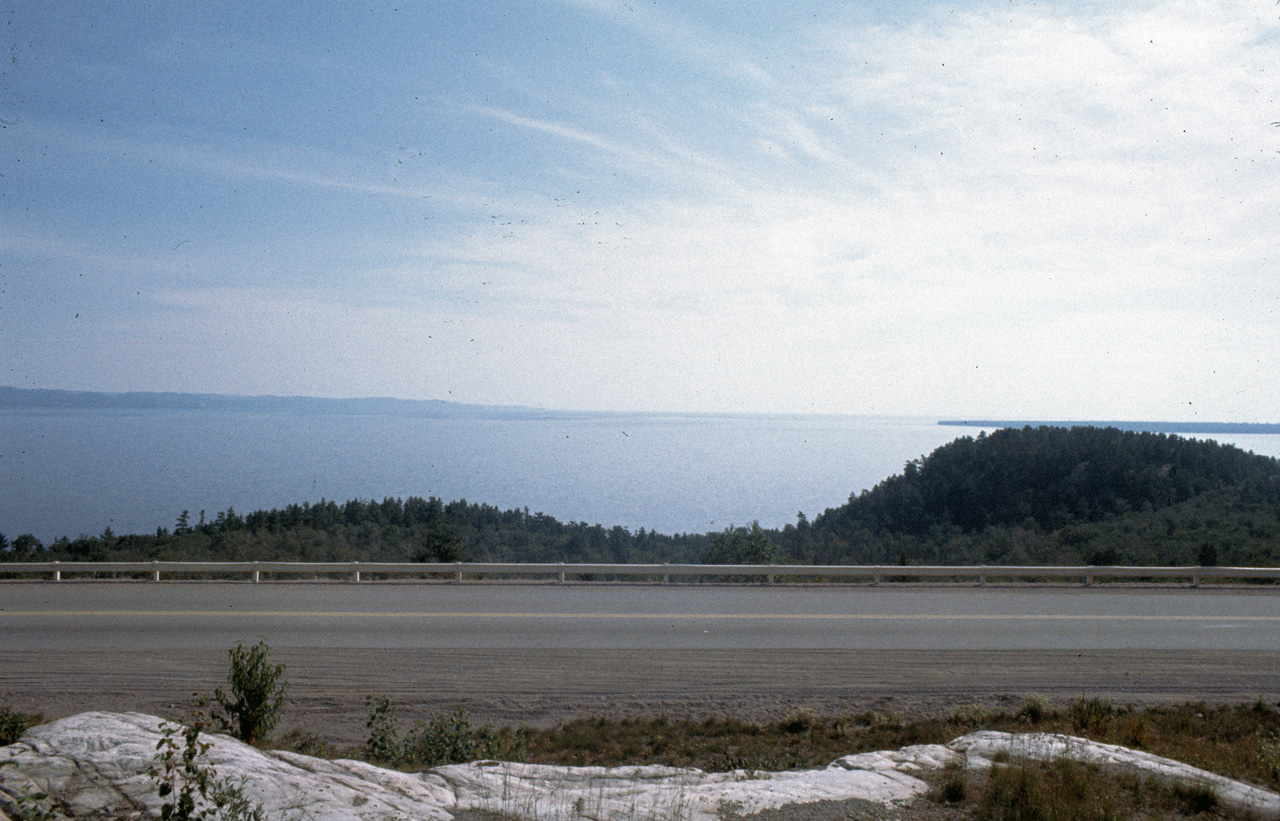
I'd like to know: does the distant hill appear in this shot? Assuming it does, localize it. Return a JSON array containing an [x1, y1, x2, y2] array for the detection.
[[0, 387, 551, 419], [940, 420, 1280, 435], [815, 426, 1280, 536], [802, 426, 1280, 567]]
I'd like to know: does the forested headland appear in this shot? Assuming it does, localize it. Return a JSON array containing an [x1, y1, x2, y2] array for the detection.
[[3, 426, 1279, 567]]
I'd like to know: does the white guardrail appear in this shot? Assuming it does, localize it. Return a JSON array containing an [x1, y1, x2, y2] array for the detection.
[[0, 561, 1278, 586]]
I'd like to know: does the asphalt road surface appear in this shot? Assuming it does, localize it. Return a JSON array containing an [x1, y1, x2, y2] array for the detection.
[[2, 582, 1278, 743]]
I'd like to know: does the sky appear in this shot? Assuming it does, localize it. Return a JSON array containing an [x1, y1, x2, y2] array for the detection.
[[1, 0, 1278, 419]]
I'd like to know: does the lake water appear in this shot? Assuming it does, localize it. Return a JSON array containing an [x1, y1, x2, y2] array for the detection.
[[3, 410, 1280, 542]]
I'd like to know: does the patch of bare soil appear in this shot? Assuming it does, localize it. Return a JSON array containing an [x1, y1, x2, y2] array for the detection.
[[3, 648, 1277, 745]]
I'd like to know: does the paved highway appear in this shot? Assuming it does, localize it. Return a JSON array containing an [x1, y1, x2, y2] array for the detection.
[[2, 582, 1278, 741], [2, 582, 1278, 650]]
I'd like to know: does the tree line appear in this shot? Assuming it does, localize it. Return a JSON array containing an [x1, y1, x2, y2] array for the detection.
[[3, 426, 1279, 568]]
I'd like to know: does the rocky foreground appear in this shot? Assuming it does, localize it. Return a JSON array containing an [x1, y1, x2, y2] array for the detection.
[[1, 712, 1278, 820]]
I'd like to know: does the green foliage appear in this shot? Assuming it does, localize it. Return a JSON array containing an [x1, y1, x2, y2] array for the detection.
[[814, 425, 1280, 539], [803, 425, 1280, 568], [929, 762, 968, 804], [975, 759, 1128, 821], [0, 758, 59, 821], [19, 425, 1280, 570], [24, 495, 711, 566], [402, 705, 499, 767], [149, 714, 266, 821], [1171, 780, 1218, 813], [211, 640, 287, 745], [702, 522, 779, 565], [1068, 697, 1116, 735], [1016, 694, 1050, 725], [363, 698, 501, 769], [779, 708, 817, 734], [152, 721, 217, 821], [0, 706, 39, 745], [364, 695, 401, 764]]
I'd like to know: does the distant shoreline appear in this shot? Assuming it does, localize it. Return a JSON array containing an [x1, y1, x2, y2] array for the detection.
[[939, 420, 1280, 435]]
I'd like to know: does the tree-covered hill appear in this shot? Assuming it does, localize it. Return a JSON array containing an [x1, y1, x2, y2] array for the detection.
[[4, 426, 1279, 568], [815, 426, 1280, 536], [802, 426, 1280, 567]]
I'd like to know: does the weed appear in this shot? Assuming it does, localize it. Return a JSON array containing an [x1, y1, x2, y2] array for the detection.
[[975, 758, 1128, 821], [1016, 694, 1050, 725], [0, 707, 40, 746], [364, 695, 401, 764], [780, 708, 817, 734], [402, 705, 500, 767], [928, 762, 968, 804], [364, 698, 503, 769], [0, 760, 61, 821], [149, 712, 267, 821], [949, 703, 993, 728], [1259, 732, 1280, 786], [210, 640, 287, 745], [1068, 696, 1115, 735], [1171, 780, 1219, 813], [275, 729, 337, 759]]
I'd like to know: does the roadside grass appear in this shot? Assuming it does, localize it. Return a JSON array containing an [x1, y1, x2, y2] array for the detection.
[[468, 698, 1280, 794], [4, 696, 1279, 819], [269, 696, 1280, 798], [931, 756, 1240, 821]]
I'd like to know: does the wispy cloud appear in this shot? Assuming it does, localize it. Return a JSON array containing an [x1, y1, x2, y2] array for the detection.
[[5, 116, 476, 203], [7, 0, 1279, 417]]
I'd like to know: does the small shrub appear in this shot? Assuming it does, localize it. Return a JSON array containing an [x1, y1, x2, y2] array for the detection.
[[211, 640, 287, 745], [929, 762, 968, 804], [364, 699, 501, 769], [1016, 694, 1049, 725], [780, 708, 817, 734], [976, 759, 1125, 821], [149, 713, 267, 821], [1259, 733, 1280, 786], [1116, 713, 1148, 749], [1172, 780, 1218, 814], [1068, 696, 1114, 735], [0, 706, 39, 746], [276, 729, 337, 759], [948, 703, 992, 728], [402, 705, 498, 767], [364, 695, 401, 764]]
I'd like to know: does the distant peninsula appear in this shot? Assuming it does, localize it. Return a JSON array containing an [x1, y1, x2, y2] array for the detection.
[[939, 420, 1280, 435], [0, 386, 555, 419]]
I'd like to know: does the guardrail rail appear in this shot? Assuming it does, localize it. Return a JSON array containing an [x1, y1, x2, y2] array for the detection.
[[0, 561, 1278, 586]]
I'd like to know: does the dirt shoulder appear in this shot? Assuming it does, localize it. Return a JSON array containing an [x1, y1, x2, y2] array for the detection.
[[5, 648, 1277, 745]]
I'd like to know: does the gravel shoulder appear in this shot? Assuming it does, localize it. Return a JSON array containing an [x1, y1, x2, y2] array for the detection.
[[5, 647, 1278, 745]]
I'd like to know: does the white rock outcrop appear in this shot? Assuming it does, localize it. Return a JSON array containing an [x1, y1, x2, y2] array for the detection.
[[0, 712, 1276, 820]]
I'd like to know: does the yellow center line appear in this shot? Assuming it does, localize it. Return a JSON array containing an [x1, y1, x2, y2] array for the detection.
[[0, 611, 1277, 621]]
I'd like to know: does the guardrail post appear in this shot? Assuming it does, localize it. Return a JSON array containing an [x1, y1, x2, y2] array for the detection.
[[978, 574, 986, 586], [558, 563, 566, 584], [1191, 574, 1200, 588], [352, 562, 361, 582], [872, 573, 880, 585], [53, 561, 61, 582], [663, 563, 670, 584], [152, 561, 160, 582], [1085, 574, 1093, 587], [253, 562, 261, 584], [454, 562, 463, 582], [767, 573, 775, 584]]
